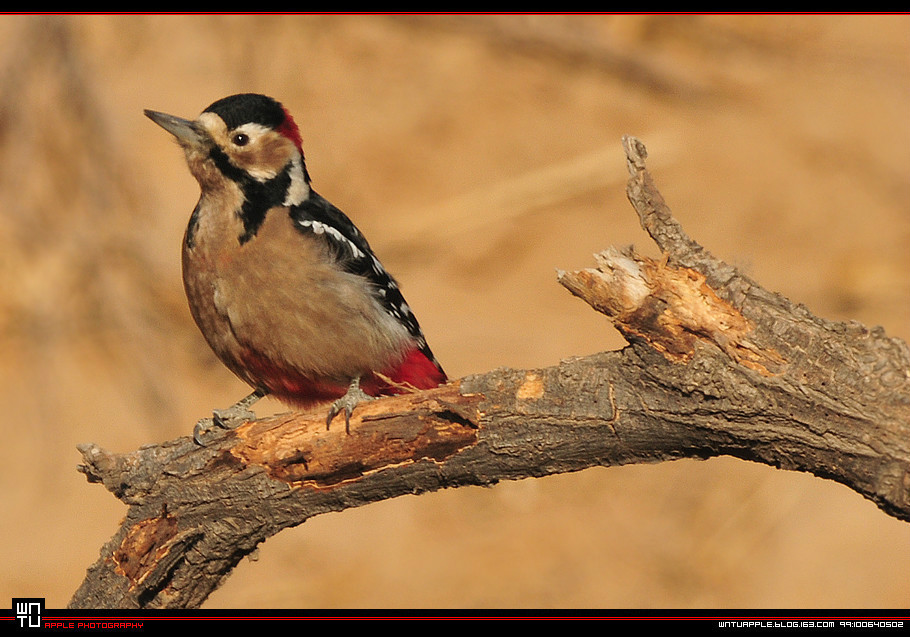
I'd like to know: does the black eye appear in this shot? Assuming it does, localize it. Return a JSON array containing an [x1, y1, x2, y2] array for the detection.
[[232, 133, 249, 146]]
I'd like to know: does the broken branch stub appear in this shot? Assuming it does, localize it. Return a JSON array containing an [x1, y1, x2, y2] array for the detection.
[[558, 247, 785, 375]]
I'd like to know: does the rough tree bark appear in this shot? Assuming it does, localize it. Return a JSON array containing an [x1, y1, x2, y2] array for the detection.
[[69, 136, 910, 609]]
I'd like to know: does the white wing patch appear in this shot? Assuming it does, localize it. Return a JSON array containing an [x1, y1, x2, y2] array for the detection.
[[296, 218, 366, 259]]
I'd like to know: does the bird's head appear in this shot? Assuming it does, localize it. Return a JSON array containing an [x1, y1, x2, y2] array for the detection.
[[145, 93, 310, 205]]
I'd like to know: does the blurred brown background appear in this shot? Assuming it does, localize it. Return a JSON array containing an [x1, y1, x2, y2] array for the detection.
[[1, 14, 908, 610]]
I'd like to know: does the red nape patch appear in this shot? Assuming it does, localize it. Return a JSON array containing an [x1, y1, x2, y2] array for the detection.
[[278, 108, 304, 154]]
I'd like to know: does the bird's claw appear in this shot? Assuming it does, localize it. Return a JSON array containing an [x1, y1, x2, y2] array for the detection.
[[212, 404, 258, 429], [192, 407, 256, 446], [193, 417, 217, 446], [326, 378, 375, 434], [192, 388, 266, 445]]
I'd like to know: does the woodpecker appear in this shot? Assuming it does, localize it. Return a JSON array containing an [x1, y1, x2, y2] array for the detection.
[[145, 93, 447, 443]]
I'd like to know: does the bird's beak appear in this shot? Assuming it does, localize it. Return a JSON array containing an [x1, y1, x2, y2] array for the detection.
[[144, 109, 205, 147]]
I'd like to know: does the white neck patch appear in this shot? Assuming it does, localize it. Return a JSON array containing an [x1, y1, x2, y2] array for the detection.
[[283, 154, 310, 206]]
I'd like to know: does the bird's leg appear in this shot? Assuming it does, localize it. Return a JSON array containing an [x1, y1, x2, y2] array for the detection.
[[326, 376, 375, 434], [193, 387, 268, 445]]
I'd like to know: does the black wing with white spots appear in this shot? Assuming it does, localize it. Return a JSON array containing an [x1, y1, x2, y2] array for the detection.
[[290, 191, 438, 363]]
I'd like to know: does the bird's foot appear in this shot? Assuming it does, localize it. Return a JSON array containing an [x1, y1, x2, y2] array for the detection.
[[193, 388, 268, 445], [326, 377, 375, 434]]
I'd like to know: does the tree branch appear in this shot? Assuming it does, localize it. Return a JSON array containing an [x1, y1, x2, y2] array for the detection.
[[69, 136, 910, 609]]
